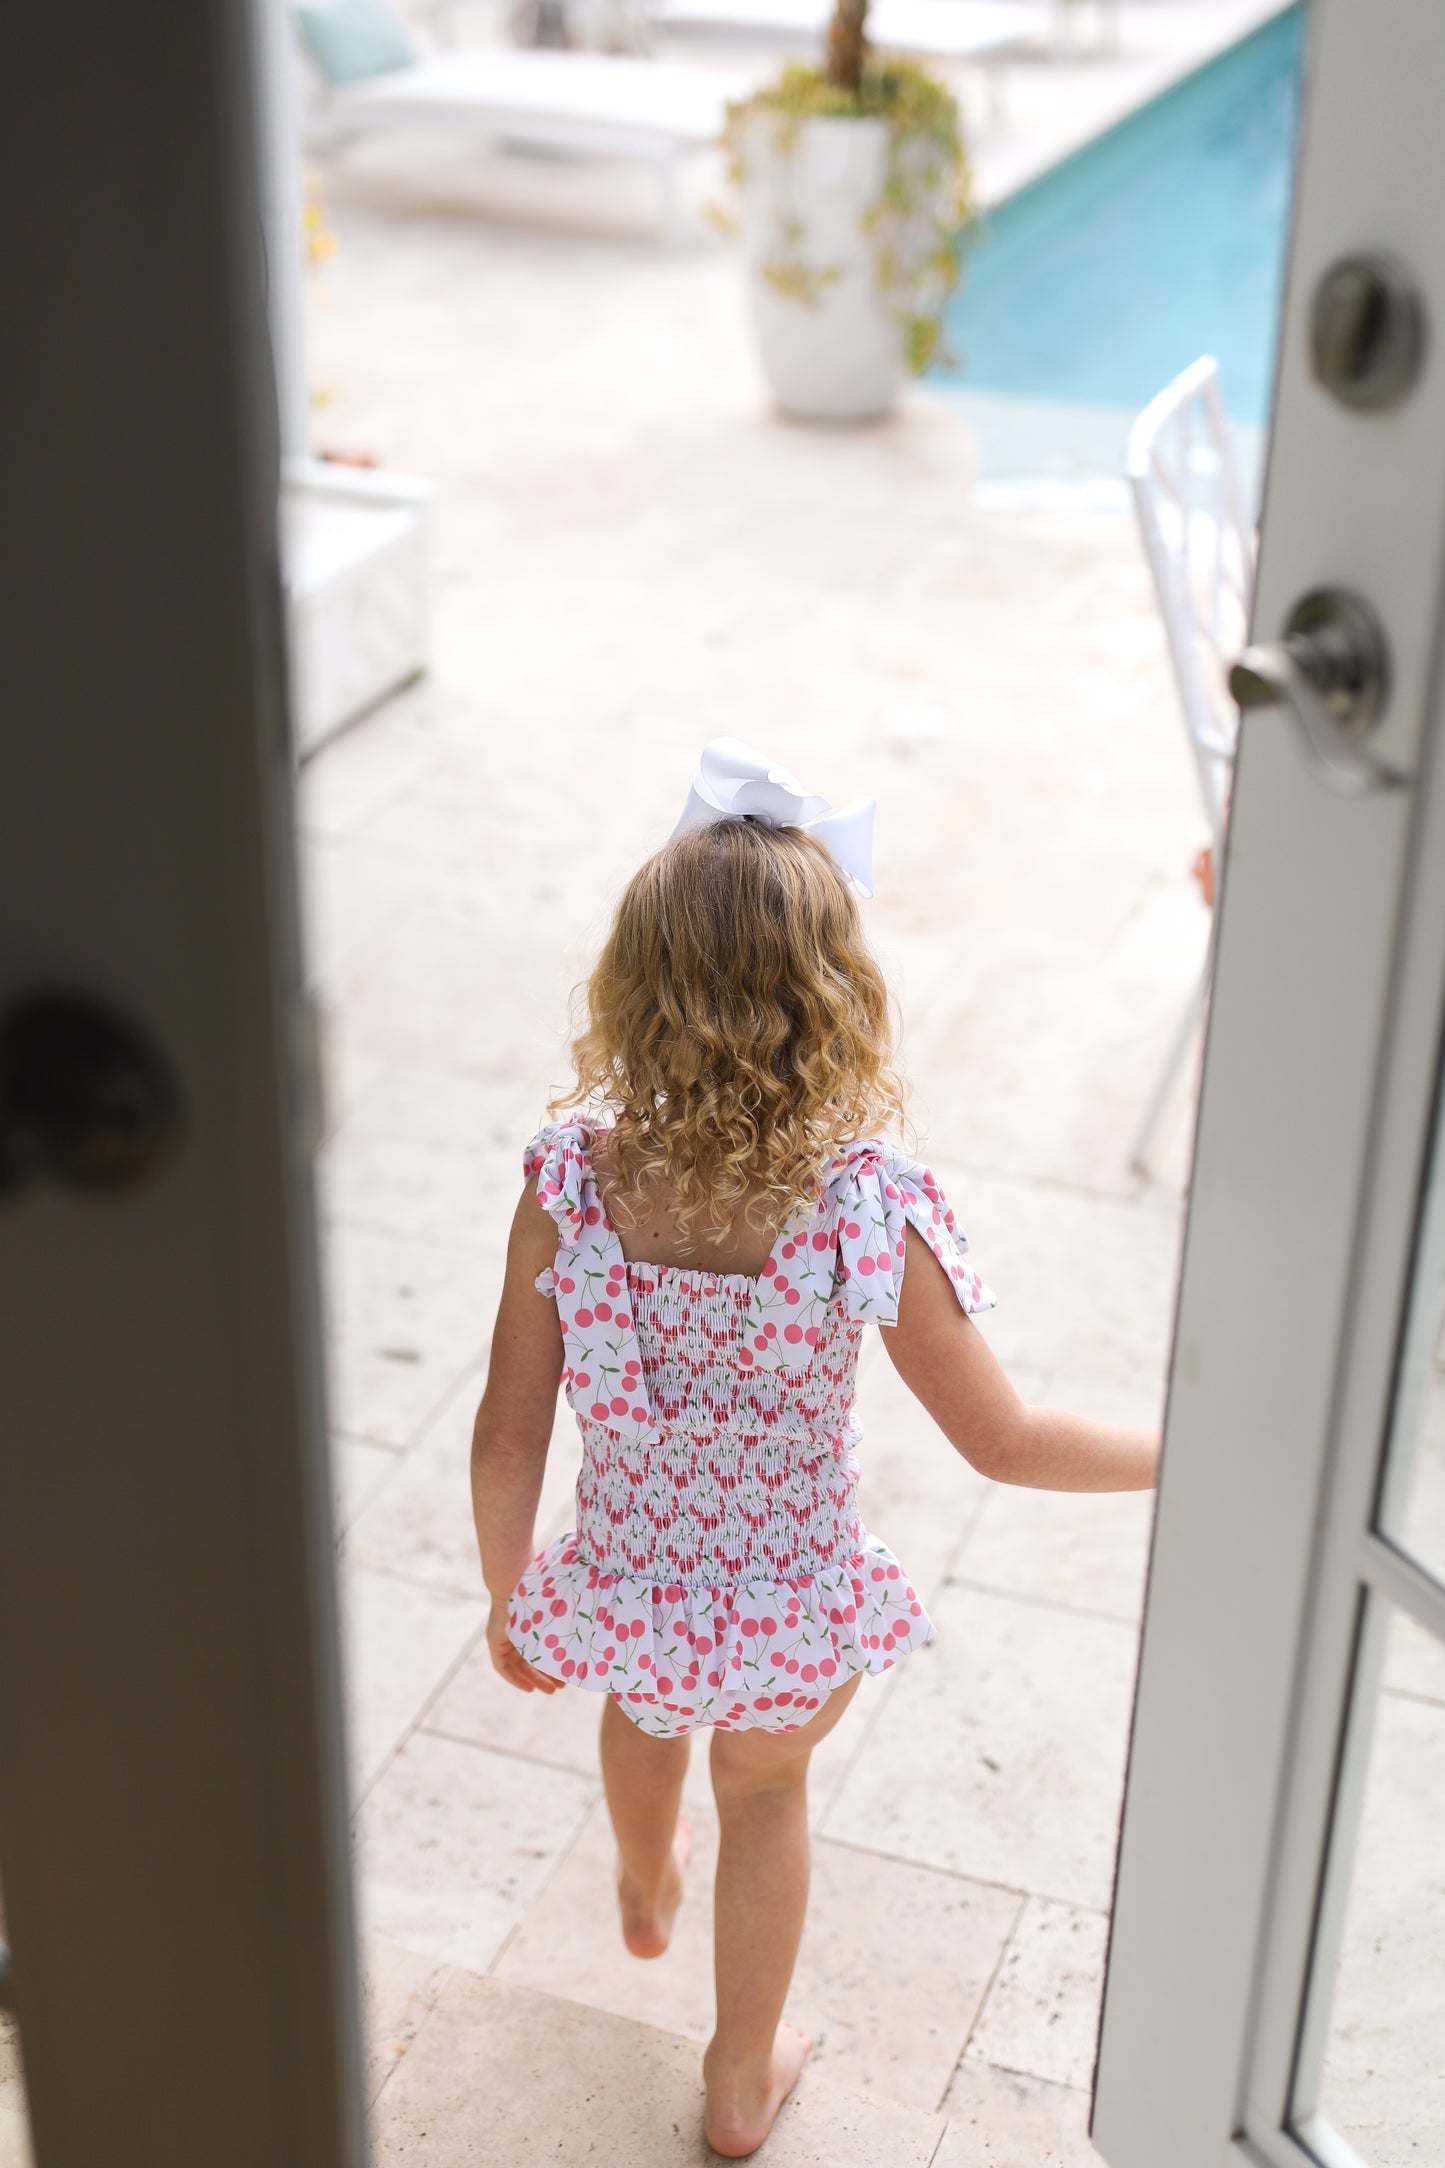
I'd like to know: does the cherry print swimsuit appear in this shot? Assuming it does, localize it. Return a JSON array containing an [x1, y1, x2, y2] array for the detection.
[[507, 1122, 995, 1737]]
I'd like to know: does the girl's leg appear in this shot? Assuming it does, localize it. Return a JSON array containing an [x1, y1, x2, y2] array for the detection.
[[704, 1674, 864, 2159], [599, 1693, 693, 1959]]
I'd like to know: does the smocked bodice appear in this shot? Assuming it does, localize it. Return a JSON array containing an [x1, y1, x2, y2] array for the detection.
[[626, 1261, 862, 1439], [572, 1265, 866, 1584]]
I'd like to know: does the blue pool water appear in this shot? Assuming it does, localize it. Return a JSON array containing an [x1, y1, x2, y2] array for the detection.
[[935, 6, 1305, 424]]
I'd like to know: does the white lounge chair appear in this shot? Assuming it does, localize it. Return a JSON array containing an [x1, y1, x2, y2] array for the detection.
[[652, 0, 1035, 113], [1125, 354, 1256, 1174], [296, 3, 751, 243]]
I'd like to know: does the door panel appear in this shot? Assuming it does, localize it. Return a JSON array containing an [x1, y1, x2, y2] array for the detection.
[[1, 2, 362, 2161], [1093, 2, 1445, 2163]]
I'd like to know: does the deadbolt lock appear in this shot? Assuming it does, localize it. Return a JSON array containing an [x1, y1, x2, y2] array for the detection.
[[1310, 253, 1426, 411]]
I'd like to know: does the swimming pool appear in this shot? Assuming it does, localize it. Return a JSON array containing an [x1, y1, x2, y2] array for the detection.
[[934, 6, 1305, 425]]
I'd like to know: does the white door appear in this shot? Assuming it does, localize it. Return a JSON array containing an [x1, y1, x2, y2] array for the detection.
[[1094, 2, 1445, 2164], [0, 1, 362, 2161]]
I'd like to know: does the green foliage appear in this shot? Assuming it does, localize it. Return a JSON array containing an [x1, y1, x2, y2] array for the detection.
[[731, 53, 965, 143], [725, 58, 976, 373]]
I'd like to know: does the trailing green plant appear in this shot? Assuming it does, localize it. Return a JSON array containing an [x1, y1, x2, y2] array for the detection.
[[725, 53, 975, 375]]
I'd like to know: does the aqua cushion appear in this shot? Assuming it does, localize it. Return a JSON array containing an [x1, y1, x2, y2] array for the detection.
[[293, 0, 417, 86]]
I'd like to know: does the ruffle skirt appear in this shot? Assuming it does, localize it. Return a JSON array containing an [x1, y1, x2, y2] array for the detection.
[[506, 1528, 932, 1733]]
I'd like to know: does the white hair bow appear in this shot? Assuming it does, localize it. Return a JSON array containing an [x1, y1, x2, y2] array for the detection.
[[670, 737, 876, 899]]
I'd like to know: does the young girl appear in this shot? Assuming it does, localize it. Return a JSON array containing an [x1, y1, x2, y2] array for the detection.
[[471, 741, 1158, 2159]]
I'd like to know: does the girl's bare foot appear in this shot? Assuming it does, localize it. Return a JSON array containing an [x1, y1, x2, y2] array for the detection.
[[703, 2022, 813, 2158], [616, 1812, 692, 1959]]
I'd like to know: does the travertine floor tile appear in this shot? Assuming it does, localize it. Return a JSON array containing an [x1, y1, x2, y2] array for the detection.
[[1316, 1681, 1445, 2163], [821, 1586, 1136, 1911], [357, 1729, 597, 1973], [333, 1433, 402, 1539], [909, 889, 1207, 1202], [294, 673, 454, 830], [320, 1060, 543, 1256], [426, 1646, 607, 1776], [349, 1372, 582, 1598], [340, 1561, 485, 1798], [335, 893, 572, 1087], [360, 1935, 456, 2107], [935, 2059, 1102, 2167], [298, 834, 435, 991], [953, 1486, 1155, 1625], [965, 1898, 1110, 2090], [931, 1166, 1180, 1423], [369, 1971, 946, 2164], [496, 1794, 1018, 2112], [798, 1841, 1020, 2107], [325, 1222, 494, 1448], [1383, 1611, 1445, 1705], [492, 1791, 719, 2039]]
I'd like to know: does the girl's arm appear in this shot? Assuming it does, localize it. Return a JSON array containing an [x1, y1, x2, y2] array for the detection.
[[471, 1182, 567, 1691], [883, 1224, 1160, 1491]]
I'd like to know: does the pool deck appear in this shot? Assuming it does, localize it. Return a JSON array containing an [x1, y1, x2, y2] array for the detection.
[[967, 0, 1294, 209], [320, 0, 1291, 234]]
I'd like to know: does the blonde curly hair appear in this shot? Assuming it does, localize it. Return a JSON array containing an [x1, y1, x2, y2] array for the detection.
[[551, 818, 905, 1244]]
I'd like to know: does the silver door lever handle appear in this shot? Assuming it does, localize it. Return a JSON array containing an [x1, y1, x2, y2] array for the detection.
[[1229, 587, 1408, 797]]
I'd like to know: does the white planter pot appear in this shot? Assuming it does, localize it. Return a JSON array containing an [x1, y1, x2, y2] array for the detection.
[[740, 112, 907, 423]]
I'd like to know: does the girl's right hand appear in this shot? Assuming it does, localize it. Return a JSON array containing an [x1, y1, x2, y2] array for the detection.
[[487, 1601, 563, 1694]]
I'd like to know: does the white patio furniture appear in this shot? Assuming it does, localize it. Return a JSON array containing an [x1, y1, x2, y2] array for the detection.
[[298, 28, 749, 244], [1048, 0, 1120, 55], [1125, 354, 1256, 1174], [652, 0, 1036, 115]]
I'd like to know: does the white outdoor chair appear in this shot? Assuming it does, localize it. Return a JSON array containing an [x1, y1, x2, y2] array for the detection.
[[1125, 354, 1256, 1174], [295, 0, 749, 244], [1047, 0, 1120, 55]]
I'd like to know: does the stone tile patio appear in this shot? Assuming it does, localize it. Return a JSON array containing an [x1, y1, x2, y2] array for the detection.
[[286, 8, 1255, 2160]]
